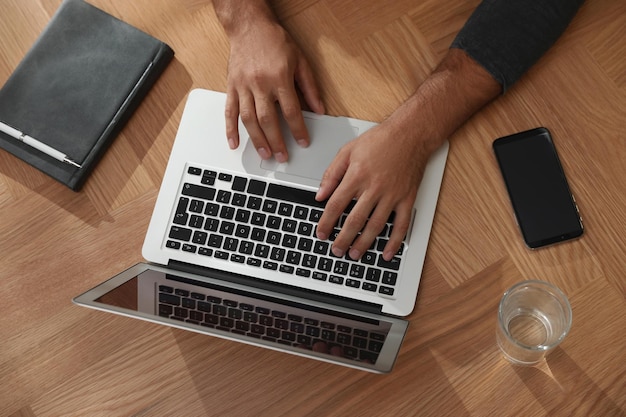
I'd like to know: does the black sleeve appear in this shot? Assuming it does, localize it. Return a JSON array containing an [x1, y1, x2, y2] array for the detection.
[[451, 0, 585, 92]]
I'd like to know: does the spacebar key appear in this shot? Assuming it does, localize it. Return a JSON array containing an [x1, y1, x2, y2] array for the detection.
[[267, 184, 325, 208]]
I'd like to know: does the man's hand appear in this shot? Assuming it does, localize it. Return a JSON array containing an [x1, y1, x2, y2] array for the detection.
[[214, 0, 324, 162], [315, 48, 501, 261], [315, 117, 434, 262]]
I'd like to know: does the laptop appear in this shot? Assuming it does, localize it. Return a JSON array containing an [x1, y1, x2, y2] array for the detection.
[[74, 89, 449, 373]]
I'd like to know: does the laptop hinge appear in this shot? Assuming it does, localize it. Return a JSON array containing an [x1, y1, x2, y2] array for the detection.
[[167, 260, 383, 315]]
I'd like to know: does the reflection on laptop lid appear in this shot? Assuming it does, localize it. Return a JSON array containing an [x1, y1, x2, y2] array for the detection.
[[73, 89, 448, 373]]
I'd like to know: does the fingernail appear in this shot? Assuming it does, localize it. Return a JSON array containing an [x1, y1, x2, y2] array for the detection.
[[297, 139, 309, 148], [315, 186, 325, 200], [275, 152, 287, 163], [227, 138, 237, 149], [383, 250, 395, 261], [332, 247, 344, 257], [258, 147, 271, 159], [349, 248, 361, 260], [318, 100, 325, 113], [317, 230, 328, 240]]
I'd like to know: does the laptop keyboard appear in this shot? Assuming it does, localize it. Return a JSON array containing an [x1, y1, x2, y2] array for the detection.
[[165, 166, 405, 298], [158, 283, 386, 363]]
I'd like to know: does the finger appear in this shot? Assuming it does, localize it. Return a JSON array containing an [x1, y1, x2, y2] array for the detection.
[[329, 345, 344, 357], [331, 196, 377, 258], [383, 201, 414, 261], [315, 148, 349, 202], [239, 92, 272, 160], [315, 151, 353, 243], [224, 87, 240, 149], [315, 183, 354, 246], [276, 87, 310, 148], [347, 201, 395, 260], [255, 96, 288, 162], [295, 56, 325, 115], [312, 341, 329, 353]]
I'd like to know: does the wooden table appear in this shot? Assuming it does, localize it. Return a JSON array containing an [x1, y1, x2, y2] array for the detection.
[[1, 1, 625, 415]]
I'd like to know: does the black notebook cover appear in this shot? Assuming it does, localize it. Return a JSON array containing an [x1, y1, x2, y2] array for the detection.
[[0, 0, 174, 190]]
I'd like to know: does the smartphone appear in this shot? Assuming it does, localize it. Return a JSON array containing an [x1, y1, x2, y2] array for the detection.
[[493, 127, 583, 248]]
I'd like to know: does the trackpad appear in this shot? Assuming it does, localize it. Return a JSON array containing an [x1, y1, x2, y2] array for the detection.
[[242, 114, 360, 184]]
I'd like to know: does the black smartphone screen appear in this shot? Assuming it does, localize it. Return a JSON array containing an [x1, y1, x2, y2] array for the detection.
[[493, 127, 583, 248]]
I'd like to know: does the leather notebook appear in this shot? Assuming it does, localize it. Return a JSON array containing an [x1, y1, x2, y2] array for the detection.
[[0, 0, 174, 190]]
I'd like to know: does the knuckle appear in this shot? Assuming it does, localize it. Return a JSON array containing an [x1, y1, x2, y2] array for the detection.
[[365, 215, 387, 233], [239, 108, 255, 124], [344, 211, 368, 230], [224, 105, 236, 118], [257, 111, 273, 127], [281, 103, 300, 120], [334, 230, 355, 248], [249, 68, 268, 86], [323, 199, 346, 218]]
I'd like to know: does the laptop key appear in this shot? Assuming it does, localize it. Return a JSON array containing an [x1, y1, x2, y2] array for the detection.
[[296, 268, 311, 277], [379, 286, 395, 296], [219, 173, 232, 182], [309, 209, 323, 222], [247, 258, 262, 267], [329, 275, 344, 285], [312, 272, 327, 281], [297, 237, 313, 252], [166, 240, 181, 249], [263, 199, 278, 213], [382, 271, 398, 286], [192, 231, 208, 245], [255, 244, 270, 258], [270, 247, 286, 262], [232, 193, 246, 207], [174, 197, 189, 223], [158, 304, 173, 317], [188, 166, 202, 175], [294, 206, 308, 219], [377, 255, 401, 271], [215, 250, 229, 259], [233, 176, 247, 191], [189, 215, 204, 228], [286, 250, 302, 265], [346, 279, 361, 288], [182, 183, 216, 201], [159, 293, 180, 306], [189, 199, 204, 213], [169, 226, 192, 241], [267, 183, 324, 208], [263, 261, 278, 270], [247, 196, 262, 210], [217, 190, 231, 204], [204, 202, 219, 216], [247, 179, 266, 196]]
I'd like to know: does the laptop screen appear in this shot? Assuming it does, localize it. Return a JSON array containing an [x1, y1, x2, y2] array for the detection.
[[74, 263, 409, 373]]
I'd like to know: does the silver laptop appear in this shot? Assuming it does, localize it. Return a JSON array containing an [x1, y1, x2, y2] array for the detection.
[[74, 89, 448, 373]]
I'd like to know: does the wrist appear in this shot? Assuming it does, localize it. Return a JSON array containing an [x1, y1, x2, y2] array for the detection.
[[387, 48, 501, 153], [214, 0, 279, 39]]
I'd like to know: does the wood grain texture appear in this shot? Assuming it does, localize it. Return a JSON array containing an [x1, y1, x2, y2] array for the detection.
[[1, 0, 625, 415]]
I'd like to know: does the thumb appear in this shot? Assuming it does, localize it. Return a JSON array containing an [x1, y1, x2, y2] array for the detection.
[[316, 149, 349, 201]]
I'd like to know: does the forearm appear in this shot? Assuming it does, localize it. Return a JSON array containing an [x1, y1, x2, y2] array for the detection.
[[384, 48, 501, 157], [213, 0, 278, 38]]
